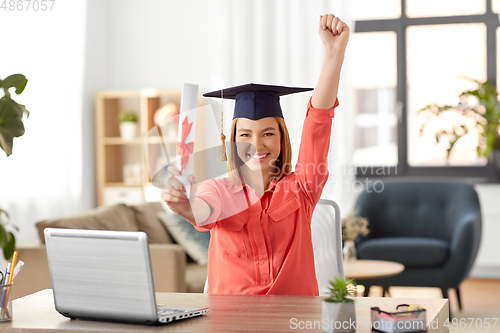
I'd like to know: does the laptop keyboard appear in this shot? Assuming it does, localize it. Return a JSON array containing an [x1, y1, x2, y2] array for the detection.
[[156, 305, 185, 316]]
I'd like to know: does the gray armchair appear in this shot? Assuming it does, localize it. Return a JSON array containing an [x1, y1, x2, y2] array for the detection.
[[355, 181, 482, 310]]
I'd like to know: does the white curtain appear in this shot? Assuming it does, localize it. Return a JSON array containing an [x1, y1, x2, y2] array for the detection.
[[0, 0, 88, 246], [217, 0, 356, 215]]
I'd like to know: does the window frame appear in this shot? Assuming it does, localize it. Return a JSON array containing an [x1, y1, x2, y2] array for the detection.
[[354, 0, 500, 181]]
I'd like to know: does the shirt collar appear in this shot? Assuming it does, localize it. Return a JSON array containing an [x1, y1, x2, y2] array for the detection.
[[231, 177, 279, 194]]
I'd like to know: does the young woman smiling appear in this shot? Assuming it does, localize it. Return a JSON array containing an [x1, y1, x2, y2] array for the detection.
[[162, 14, 349, 295]]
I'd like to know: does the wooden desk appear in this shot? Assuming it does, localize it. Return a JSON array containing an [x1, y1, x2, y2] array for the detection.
[[344, 260, 405, 297], [3, 289, 448, 332]]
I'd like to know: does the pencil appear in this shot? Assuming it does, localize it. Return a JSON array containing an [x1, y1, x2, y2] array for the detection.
[[2, 251, 17, 316]]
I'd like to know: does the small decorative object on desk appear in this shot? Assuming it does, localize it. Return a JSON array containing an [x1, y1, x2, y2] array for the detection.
[[118, 110, 138, 139], [322, 275, 357, 333], [371, 304, 426, 333], [341, 208, 369, 262]]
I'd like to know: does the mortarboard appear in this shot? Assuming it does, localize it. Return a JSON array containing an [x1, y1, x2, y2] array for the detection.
[[203, 83, 313, 120], [203, 83, 313, 160]]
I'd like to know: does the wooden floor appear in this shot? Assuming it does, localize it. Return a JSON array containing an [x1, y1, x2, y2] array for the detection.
[[364, 278, 500, 332]]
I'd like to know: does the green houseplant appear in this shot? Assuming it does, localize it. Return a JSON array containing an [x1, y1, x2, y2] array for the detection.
[[322, 275, 357, 333], [0, 74, 29, 260], [118, 110, 138, 139], [418, 78, 500, 166]]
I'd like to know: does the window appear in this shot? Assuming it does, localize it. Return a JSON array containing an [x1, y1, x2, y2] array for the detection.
[[353, 0, 499, 179]]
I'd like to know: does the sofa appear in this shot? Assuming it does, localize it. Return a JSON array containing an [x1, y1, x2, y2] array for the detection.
[[14, 202, 208, 300]]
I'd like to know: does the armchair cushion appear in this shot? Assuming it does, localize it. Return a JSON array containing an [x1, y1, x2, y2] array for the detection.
[[357, 237, 449, 267]]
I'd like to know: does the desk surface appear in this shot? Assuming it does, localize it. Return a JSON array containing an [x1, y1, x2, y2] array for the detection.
[[344, 260, 405, 280], [5, 289, 448, 333]]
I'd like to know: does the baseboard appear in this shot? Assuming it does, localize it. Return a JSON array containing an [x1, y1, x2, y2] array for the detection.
[[469, 265, 500, 279]]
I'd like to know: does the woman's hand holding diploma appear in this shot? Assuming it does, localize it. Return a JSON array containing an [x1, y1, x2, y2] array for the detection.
[[161, 166, 211, 225]]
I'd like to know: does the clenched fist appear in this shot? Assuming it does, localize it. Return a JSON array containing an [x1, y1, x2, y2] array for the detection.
[[319, 14, 349, 55]]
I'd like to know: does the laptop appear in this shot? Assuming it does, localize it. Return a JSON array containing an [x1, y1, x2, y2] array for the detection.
[[44, 228, 209, 325]]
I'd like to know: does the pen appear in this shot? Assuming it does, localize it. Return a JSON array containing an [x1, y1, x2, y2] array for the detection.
[[7, 251, 16, 285], [12, 261, 24, 281], [2, 264, 9, 285], [2, 264, 11, 287]]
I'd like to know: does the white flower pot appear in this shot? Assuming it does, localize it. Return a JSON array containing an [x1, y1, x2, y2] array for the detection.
[[120, 122, 137, 139], [322, 301, 356, 333]]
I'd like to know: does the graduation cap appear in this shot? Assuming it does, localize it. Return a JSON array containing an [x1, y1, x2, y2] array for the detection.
[[203, 83, 313, 160]]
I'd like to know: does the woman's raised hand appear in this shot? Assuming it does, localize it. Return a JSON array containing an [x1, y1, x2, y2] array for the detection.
[[319, 14, 349, 55], [161, 166, 198, 221]]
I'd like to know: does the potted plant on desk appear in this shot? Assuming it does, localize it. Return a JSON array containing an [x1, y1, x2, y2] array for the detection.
[[322, 275, 357, 333]]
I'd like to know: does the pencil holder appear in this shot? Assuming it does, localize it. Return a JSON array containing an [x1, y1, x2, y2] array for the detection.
[[0, 284, 13, 322]]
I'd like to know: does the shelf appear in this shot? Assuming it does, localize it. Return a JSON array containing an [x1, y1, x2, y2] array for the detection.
[[104, 182, 144, 187], [144, 136, 177, 145], [103, 137, 144, 145], [96, 89, 183, 206]]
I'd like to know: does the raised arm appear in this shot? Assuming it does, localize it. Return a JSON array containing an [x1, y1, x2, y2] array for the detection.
[[311, 14, 350, 109], [294, 14, 349, 204]]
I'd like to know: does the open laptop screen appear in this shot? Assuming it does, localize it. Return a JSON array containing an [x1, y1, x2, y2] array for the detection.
[[44, 228, 158, 323]]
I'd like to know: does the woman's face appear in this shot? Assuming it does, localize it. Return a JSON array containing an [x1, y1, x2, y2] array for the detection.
[[235, 117, 282, 175]]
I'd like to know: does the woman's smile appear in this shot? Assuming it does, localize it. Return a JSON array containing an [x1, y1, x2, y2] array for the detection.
[[248, 152, 271, 162]]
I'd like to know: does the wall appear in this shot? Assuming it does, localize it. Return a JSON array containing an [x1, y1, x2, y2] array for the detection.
[[470, 184, 500, 278]]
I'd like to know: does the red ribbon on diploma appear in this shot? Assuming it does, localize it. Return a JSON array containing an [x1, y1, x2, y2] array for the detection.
[[176, 116, 194, 173]]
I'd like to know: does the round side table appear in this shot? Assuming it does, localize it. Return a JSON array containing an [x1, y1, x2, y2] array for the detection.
[[343, 259, 405, 297]]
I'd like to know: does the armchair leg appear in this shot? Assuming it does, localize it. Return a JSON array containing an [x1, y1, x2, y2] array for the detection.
[[441, 288, 452, 318], [455, 287, 462, 311], [441, 288, 448, 298], [363, 286, 370, 297]]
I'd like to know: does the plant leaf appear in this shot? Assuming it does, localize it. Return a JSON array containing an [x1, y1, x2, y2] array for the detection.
[[0, 209, 9, 221], [3, 232, 15, 260], [0, 97, 26, 156], [0, 117, 25, 157], [0, 225, 7, 249], [0, 74, 28, 94]]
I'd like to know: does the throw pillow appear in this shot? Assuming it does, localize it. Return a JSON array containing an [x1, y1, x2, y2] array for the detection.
[[35, 204, 138, 243], [157, 211, 210, 265], [131, 202, 173, 244]]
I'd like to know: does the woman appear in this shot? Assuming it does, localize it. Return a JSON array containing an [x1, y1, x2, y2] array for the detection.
[[162, 14, 349, 295]]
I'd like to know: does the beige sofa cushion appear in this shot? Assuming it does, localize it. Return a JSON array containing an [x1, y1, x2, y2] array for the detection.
[[131, 202, 173, 244], [35, 204, 138, 243], [185, 263, 207, 293]]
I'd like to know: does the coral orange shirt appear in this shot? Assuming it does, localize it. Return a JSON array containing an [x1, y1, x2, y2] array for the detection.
[[188, 97, 338, 295]]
